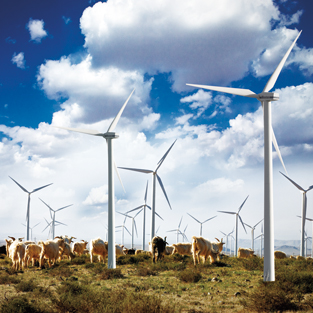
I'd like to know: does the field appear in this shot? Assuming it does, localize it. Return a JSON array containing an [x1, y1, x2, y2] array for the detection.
[[1, 253, 313, 313]]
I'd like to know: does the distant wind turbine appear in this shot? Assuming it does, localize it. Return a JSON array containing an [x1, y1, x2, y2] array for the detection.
[[9, 176, 53, 241], [21, 222, 40, 241], [119, 139, 176, 241], [220, 229, 234, 255], [117, 210, 142, 249], [42, 217, 66, 239], [187, 31, 301, 281], [116, 216, 131, 246], [167, 216, 183, 243], [304, 216, 313, 258], [55, 89, 135, 269], [281, 172, 313, 257], [218, 196, 248, 257], [187, 213, 217, 237], [180, 225, 189, 242], [39, 198, 72, 239], [244, 219, 263, 251], [255, 223, 264, 257], [126, 181, 163, 250]]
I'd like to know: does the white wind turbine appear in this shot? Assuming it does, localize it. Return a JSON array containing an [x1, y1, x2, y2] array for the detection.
[[39, 198, 72, 239], [167, 216, 183, 243], [220, 229, 234, 255], [117, 210, 142, 249], [21, 222, 40, 242], [55, 89, 134, 269], [119, 139, 176, 241], [187, 213, 217, 237], [180, 225, 189, 242], [304, 217, 313, 257], [116, 216, 131, 246], [281, 172, 313, 257], [244, 219, 263, 251], [218, 196, 248, 257], [9, 176, 53, 241], [126, 181, 163, 250], [255, 224, 264, 257], [42, 217, 66, 239], [187, 32, 301, 281]]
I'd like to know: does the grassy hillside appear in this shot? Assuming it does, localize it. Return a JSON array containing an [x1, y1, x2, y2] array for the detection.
[[1, 253, 313, 312]]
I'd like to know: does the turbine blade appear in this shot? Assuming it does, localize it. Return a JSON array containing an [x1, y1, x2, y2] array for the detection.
[[144, 180, 149, 204], [127, 205, 144, 214], [156, 174, 172, 209], [178, 216, 183, 228], [56, 204, 73, 212], [55, 221, 67, 226], [187, 213, 201, 224], [114, 160, 126, 193], [118, 167, 153, 174], [203, 215, 217, 224], [32, 183, 53, 193], [134, 220, 138, 237], [244, 223, 252, 229], [9, 176, 29, 193], [54, 126, 103, 136], [116, 211, 130, 218], [306, 185, 313, 192], [167, 229, 178, 233], [156, 139, 177, 171], [186, 84, 257, 98], [280, 171, 305, 192], [155, 211, 164, 221], [254, 219, 263, 228], [220, 231, 227, 236], [218, 211, 236, 215], [124, 226, 131, 236], [134, 208, 143, 218], [39, 198, 53, 211], [32, 222, 41, 229], [238, 215, 247, 234], [107, 89, 135, 132], [238, 195, 249, 213], [263, 31, 302, 92], [272, 127, 288, 174]]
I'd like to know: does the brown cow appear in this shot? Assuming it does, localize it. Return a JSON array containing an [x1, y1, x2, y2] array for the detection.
[[151, 236, 168, 263]]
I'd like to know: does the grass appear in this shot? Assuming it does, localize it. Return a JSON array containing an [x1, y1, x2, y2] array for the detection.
[[1, 253, 313, 312]]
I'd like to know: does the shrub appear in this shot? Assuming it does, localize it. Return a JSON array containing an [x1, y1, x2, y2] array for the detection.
[[14, 278, 37, 292], [0, 295, 45, 313], [71, 255, 88, 265], [135, 266, 157, 277], [177, 268, 202, 283], [100, 268, 124, 280], [0, 272, 20, 285]]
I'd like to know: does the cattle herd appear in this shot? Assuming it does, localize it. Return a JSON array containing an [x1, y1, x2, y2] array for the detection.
[[1, 234, 295, 271]]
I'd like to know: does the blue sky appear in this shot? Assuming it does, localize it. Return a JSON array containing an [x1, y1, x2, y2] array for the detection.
[[1, 0, 313, 249]]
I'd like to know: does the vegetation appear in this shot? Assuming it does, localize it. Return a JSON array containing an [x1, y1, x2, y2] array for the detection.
[[1, 253, 313, 312]]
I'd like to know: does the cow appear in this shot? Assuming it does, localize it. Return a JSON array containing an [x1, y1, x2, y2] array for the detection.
[[212, 238, 225, 260], [165, 245, 175, 255], [90, 238, 108, 263], [24, 244, 42, 267], [151, 236, 168, 263], [72, 240, 88, 256], [172, 243, 192, 256], [274, 250, 287, 259], [39, 238, 66, 268], [191, 236, 218, 265], [237, 247, 256, 258]]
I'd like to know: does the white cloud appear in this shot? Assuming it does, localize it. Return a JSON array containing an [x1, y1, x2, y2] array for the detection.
[[83, 185, 108, 205], [27, 19, 48, 43], [11, 52, 26, 69]]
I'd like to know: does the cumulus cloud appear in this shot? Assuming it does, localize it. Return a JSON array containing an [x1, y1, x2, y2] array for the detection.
[[83, 185, 108, 205], [27, 19, 48, 42], [11, 52, 26, 69], [79, 0, 309, 92]]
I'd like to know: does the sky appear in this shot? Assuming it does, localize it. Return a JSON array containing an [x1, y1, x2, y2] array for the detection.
[[1, 0, 313, 250]]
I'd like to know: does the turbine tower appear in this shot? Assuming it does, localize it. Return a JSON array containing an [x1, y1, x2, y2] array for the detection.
[[9, 176, 53, 241], [187, 213, 217, 236], [39, 198, 73, 239], [116, 216, 131, 246], [244, 219, 263, 251], [21, 222, 40, 241], [119, 139, 176, 241], [218, 196, 248, 257], [187, 32, 301, 281], [167, 216, 183, 243], [55, 89, 134, 269], [256, 224, 264, 257], [220, 229, 234, 255], [280, 172, 313, 257]]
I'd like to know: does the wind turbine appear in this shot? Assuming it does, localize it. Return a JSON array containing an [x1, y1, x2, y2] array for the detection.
[[119, 139, 176, 241], [39, 198, 72, 239], [255, 223, 264, 257], [180, 225, 189, 242], [187, 213, 217, 236], [117, 210, 142, 249], [218, 196, 248, 257], [9, 176, 53, 241], [281, 172, 313, 257], [55, 89, 134, 268], [42, 217, 66, 239], [116, 216, 131, 246], [244, 219, 263, 251], [187, 32, 301, 281], [167, 216, 183, 243], [21, 222, 40, 241], [126, 181, 163, 250], [304, 217, 313, 257], [220, 229, 234, 255]]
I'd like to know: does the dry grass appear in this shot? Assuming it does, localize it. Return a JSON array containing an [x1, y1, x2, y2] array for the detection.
[[1, 253, 313, 312]]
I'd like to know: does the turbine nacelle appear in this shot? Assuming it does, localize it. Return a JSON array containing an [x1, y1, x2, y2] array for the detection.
[[103, 132, 119, 139], [257, 92, 279, 101]]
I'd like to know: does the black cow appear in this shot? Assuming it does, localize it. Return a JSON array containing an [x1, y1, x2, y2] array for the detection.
[[151, 236, 168, 263], [0, 245, 6, 255]]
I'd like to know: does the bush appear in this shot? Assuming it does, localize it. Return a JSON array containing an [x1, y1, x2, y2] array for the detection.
[[177, 268, 202, 283], [0, 295, 45, 313], [116, 254, 150, 265], [14, 278, 37, 292], [135, 266, 157, 277], [71, 254, 88, 265], [0, 272, 20, 285], [100, 268, 124, 280]]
